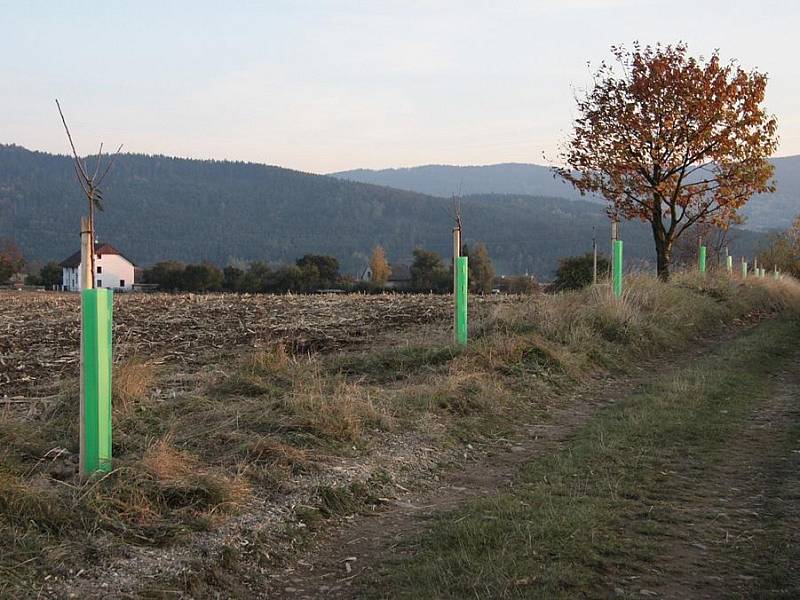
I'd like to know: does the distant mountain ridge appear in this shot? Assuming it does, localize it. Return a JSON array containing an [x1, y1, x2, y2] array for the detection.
[[332, 156, 800, 231], [0, 144, 764, 277], [332, 163, 590, 202]]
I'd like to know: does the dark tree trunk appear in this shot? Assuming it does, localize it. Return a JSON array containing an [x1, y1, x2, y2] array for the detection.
[[651, 209, 673, 281], [655, 240, 672, 280]]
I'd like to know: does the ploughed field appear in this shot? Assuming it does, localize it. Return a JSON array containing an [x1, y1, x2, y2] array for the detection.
[[0, 291, 507, 399]]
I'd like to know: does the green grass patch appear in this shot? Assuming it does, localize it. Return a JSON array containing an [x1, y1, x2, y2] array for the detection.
[[366, 317, 800, 599]]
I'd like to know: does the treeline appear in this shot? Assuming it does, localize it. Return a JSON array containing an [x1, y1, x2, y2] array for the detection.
[[7, 237, 539, 294], [403, 244, 496, 293], [140, 242, 524, 294], [143, 254, 342, 293]]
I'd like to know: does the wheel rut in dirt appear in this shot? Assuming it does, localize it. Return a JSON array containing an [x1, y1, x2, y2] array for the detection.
[[625, 363, 800, 599], [267, 334, 739, 600]]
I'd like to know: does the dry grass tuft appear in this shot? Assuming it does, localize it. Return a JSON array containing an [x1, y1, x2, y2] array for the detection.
[[249, 344, 290, 371], [462, 332, 582, 380], [113, 359, 155, 415], [286, 376, 389, 442], [134, 437, 250, 516], [0, 469, 68, 532], [741, 274, 800, 315], [142, 437, 198, 482], [245, 436, 310, 469], [429, 371, 507, 417], [214, 345, 297, 398]]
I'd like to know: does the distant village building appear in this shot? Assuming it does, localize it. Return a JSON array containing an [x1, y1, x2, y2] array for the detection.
[[359, 262, 412, 290], [60, 243, 136, 292], [359, 265, 372, 281], [386, 263, 412, 289]]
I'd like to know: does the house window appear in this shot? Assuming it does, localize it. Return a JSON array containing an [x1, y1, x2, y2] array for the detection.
[[97, 253, 102, 259], [119, 279, 125, 287], [97, 266, 102, 274], [97, 280, 102, 287]]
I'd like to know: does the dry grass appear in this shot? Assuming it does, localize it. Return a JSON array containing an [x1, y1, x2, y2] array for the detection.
[[141, 437, 199, 481], [3, 272, 800, 597], [80, 437, 251, 535], [113, 359, 155, 415], [461, 331, 582, 380], [487, 273, 800, 365], [0, 469, 66, 531], [285, 376, 389, 442], [243, 436, 310, 472], [139, 437, 250, 509], [212, 344, 296, 398]]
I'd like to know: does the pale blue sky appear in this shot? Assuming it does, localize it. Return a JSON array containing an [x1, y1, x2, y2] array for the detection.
[[1, 0, 798, 173]]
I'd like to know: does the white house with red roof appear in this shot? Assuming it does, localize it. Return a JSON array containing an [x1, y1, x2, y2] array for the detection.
[[60, 243, 136, 292]]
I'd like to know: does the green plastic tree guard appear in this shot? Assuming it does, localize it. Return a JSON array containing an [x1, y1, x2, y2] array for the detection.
[[81, 288, 113, 476], [455, 256, 468, 346], [698, 246, 707, 275], [726, 255, 733, 275], [612, 239, 623, 298], [742, 261, 748, 279]]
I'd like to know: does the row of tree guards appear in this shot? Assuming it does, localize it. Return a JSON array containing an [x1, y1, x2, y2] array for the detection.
[[592, 220, 782, 304], [75, 187, 786, 477], [75, 227, 783, 477], [75, 212, 784, 477]]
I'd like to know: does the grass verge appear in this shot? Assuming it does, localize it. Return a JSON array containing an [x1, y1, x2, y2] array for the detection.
[[366, 315, 800, 599]]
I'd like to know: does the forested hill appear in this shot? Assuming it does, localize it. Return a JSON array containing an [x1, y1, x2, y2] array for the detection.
[[332, 156, 800, 231], [0, 144, 762, 276]]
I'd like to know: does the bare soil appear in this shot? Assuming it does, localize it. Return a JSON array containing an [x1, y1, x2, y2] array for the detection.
[[0, 291, 508, 399]]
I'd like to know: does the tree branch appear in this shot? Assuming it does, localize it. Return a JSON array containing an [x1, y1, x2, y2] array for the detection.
[[95, 144, 124, 186], [55, 99, 89, 182]]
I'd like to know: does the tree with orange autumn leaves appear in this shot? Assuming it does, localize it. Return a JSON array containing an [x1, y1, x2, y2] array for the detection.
[[556, 43, 778, 279]]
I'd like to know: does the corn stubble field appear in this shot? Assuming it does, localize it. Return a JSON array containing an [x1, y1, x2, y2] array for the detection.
[[0, 291, 507, 399], [2, 276, 800, 598]]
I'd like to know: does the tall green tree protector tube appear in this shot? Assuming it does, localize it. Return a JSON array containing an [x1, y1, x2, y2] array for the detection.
[[726, 255, 733, 274], [81, 288, 113, 475], [612, 239, 623, 298], [455, 256, 468, 345], [742, 261, 748, 279], [699, 245, 707, 275]]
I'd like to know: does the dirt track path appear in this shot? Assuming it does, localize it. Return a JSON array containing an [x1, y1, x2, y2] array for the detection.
[[629, 364, 800, 599], [265, 344, 726, 599], [266, 325, 800, 600], [267, 385, 624, 599]]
